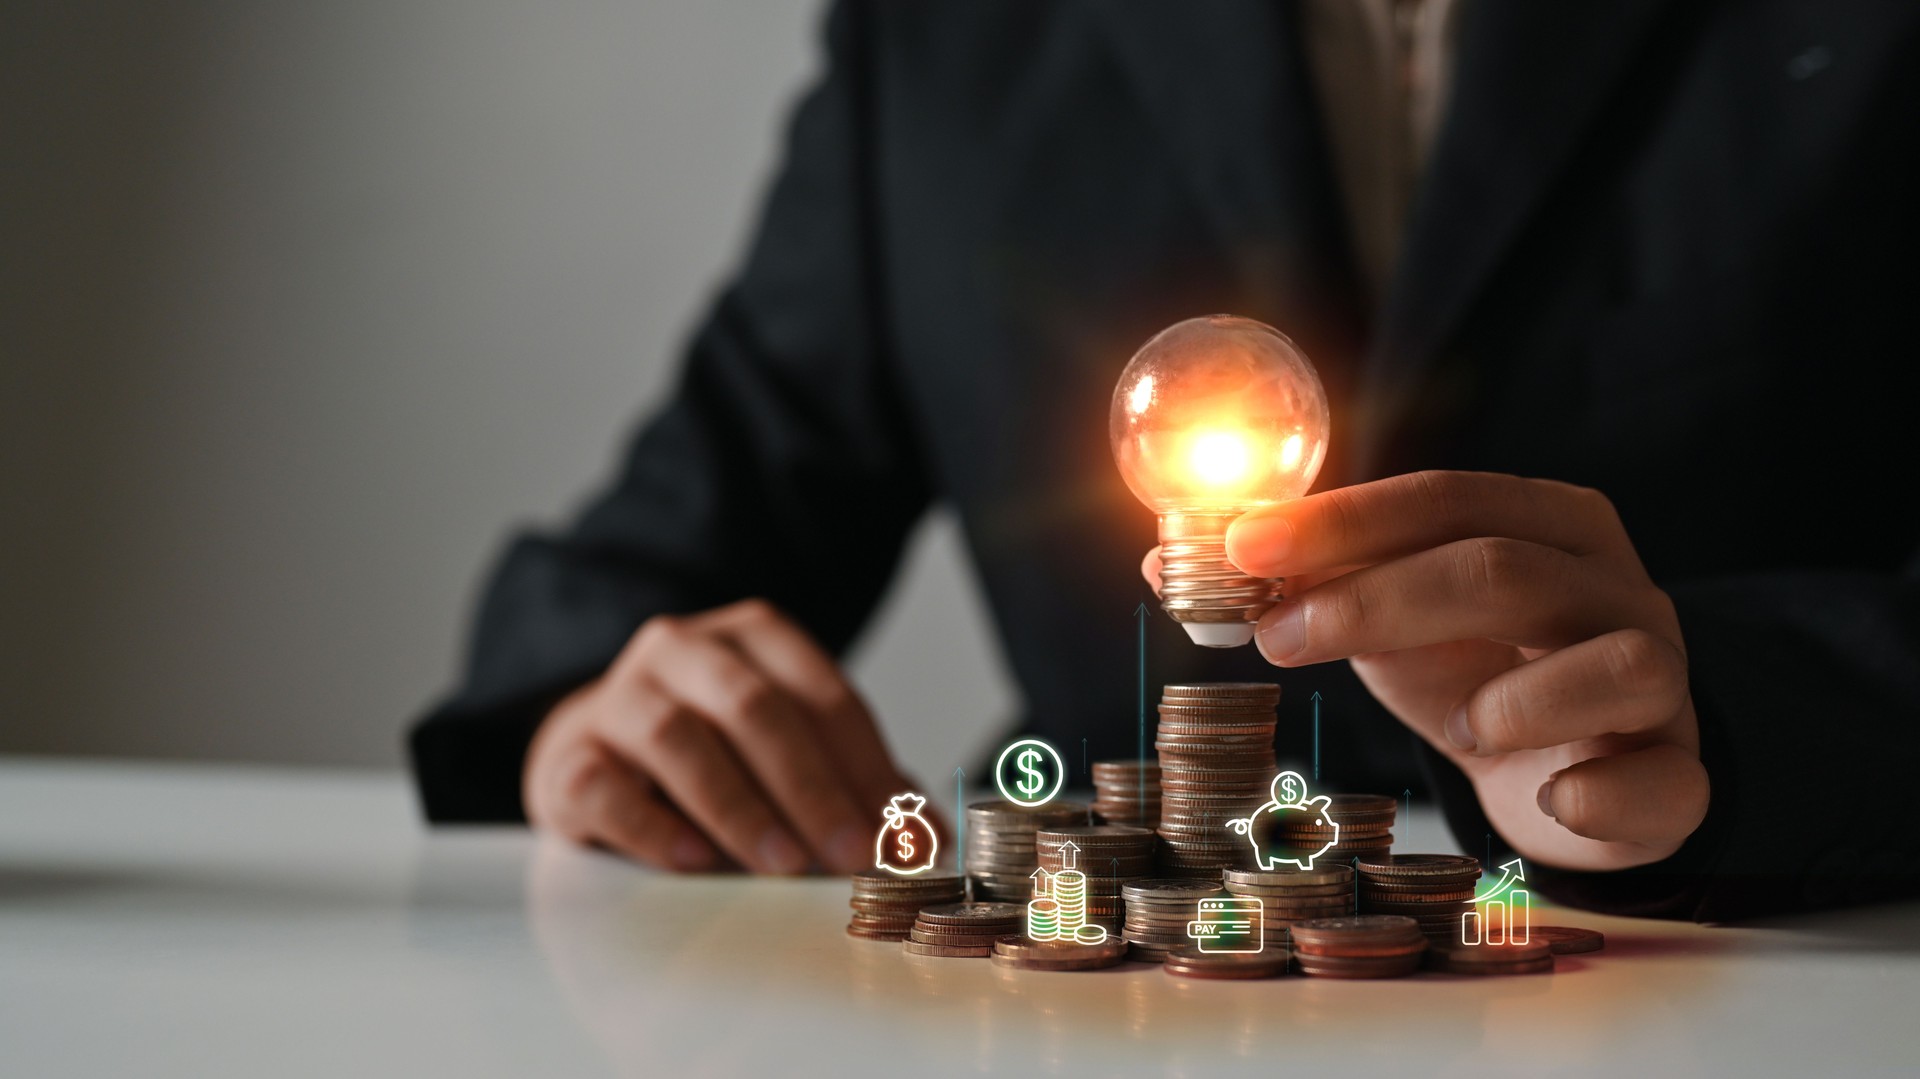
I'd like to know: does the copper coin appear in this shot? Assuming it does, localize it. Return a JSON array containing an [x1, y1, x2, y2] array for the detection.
[[1162, 945, 1292, 979], [1523, 926, 1604, 954], [1293, 953, 1423, 979], [1355, 854, 1481, 878]]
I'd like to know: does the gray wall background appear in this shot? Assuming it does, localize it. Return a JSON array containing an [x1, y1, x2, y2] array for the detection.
[[1, 2, 1016, 780]]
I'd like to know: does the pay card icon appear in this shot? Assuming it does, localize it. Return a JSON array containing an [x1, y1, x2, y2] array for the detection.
[[1186, 897, 1264, 954]]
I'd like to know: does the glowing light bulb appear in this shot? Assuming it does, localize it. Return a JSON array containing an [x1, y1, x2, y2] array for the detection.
[[1110, 315, 1329, 647]]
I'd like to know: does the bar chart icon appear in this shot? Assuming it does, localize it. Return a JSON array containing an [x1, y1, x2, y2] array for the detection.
[[1462, 858, 1530, 945]]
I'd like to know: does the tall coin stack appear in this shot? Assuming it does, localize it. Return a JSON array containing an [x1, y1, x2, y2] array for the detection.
[[1121, 878, 1226, 962], [1222, 865, 1356, 945], [1090, 760, 1161, 828], [1036, 824, 1157, 935], [847, 870, 967, 941], [965, 800, 1087, 902], [1355, 854, 1482, 941], [1154, 683, 1279, 878], [1294, 793, 1398, 866]]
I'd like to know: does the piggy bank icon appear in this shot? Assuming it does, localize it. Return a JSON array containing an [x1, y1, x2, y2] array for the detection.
[[1225, 771, 1339, 871]]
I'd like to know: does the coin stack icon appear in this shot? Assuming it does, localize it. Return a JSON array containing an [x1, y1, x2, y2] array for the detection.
[[965, 800, 1087, 901], [1090, 759, 1161, 828], [1355, 854, 1482, 941], [1035, 825, 1156, 935], [1154, 683, 1279, 877], [1121, 878, 1228, 962], [846, 869, 967, 941], [1279, 792, 1396, 866], [1222, 865, 1356, 945]]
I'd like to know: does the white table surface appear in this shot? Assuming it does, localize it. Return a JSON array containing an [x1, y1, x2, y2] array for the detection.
[[2, 759, 1915, 1078]]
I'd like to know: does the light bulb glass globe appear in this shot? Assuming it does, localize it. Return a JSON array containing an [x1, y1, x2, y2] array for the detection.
[[1110, 315, 1329, 647]]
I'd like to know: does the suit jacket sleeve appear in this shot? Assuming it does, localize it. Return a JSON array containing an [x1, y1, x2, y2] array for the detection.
[[1423, 562, 1920, 921], [408, 1, 927, 822]]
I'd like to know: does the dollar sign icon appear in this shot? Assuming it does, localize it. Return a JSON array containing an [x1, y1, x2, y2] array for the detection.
[[1279, 774, 1301, 803], [896, 831, 914, 861], [1016, 748, 1046, 798]]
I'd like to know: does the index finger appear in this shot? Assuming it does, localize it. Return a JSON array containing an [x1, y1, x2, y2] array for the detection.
[[1225, 471, 1625, 579]]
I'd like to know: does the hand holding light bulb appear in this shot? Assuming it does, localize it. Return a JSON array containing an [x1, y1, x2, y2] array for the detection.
[[1141, 470, 1710, 873], [1110, 315, 1329, 647]]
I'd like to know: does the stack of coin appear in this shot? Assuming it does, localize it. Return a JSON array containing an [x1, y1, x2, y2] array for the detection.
[[965, 800, 1088, 901], [1290, 915, 1428, 979], [1222, 865, 1356, 944], [847, 870, 967, 941], [1036, 825, 1157, 933], [1155, 683, 1279, 877], [1279, 793, 1397, 866], [901, 901, 1025, 958], [1355, 854, 1482, 941], [1163, 944, 1292, 980], [1426, 939, 1555, 975], [989, 936, 1129, 972], [1121, 878, 1225, 962], [1090, 760, 1161, 828]]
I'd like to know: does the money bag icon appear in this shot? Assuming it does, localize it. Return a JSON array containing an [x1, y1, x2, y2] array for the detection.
[[875, 792, 939, 876], [1226, 771, 1339, 871]]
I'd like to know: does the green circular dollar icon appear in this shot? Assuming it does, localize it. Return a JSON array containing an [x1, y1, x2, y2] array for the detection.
[[994, 737, 1066, 808]]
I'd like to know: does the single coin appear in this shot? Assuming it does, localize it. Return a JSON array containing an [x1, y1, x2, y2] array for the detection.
[[1429, 940, 1553, 964], [845, 925, 909, 941], [1529, 926, 1606, 955], [1123, 878, 1229, 899]]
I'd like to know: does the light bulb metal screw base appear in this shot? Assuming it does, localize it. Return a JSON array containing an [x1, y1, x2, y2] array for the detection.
[[1156, 512, 1279, 648]]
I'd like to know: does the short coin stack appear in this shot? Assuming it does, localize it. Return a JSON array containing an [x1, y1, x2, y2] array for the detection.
[[1120, 878, 1225, 962], [1222, 865, 1356, 944], [847, 870, 967, 941], [1163, 944, 1292, 980], [1355, 854, 1482, 941], [1427, 939, 1555, 975], [989, 936, 1129, 972], [965, 800, 1088, 901], [1036, 825, 1157, 935], [1291, 915, 1429, 979], [1289, 793, 1398, 866], [1155, 683, 1279, 877], [1090, 760, 1161, 828], [901, 902, 1025, 958]]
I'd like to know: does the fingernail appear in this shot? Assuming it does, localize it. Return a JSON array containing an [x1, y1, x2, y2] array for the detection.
[[759, 829, 807, 874], [1226, 513, 1293, 573], [1256, 603, 1306, 664], [1536, 776, 1559, 820], [826, 824, 868, 873], [671, 832, 714, 872], [1444, 704, 1477, 753]]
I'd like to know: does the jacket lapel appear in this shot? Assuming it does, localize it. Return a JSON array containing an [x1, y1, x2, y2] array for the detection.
[[1080, 0, 1366, 383], [1361, 0, 1678, 464]]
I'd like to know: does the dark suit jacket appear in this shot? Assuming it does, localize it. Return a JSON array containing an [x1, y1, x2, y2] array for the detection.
[[410, 0, 1920, 920]]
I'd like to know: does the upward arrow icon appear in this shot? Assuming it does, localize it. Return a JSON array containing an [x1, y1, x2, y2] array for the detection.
[[1060, 839, 1081, 871]]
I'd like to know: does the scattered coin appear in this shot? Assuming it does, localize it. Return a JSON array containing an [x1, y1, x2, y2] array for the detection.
[[1530, 926, 1606, 955]]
